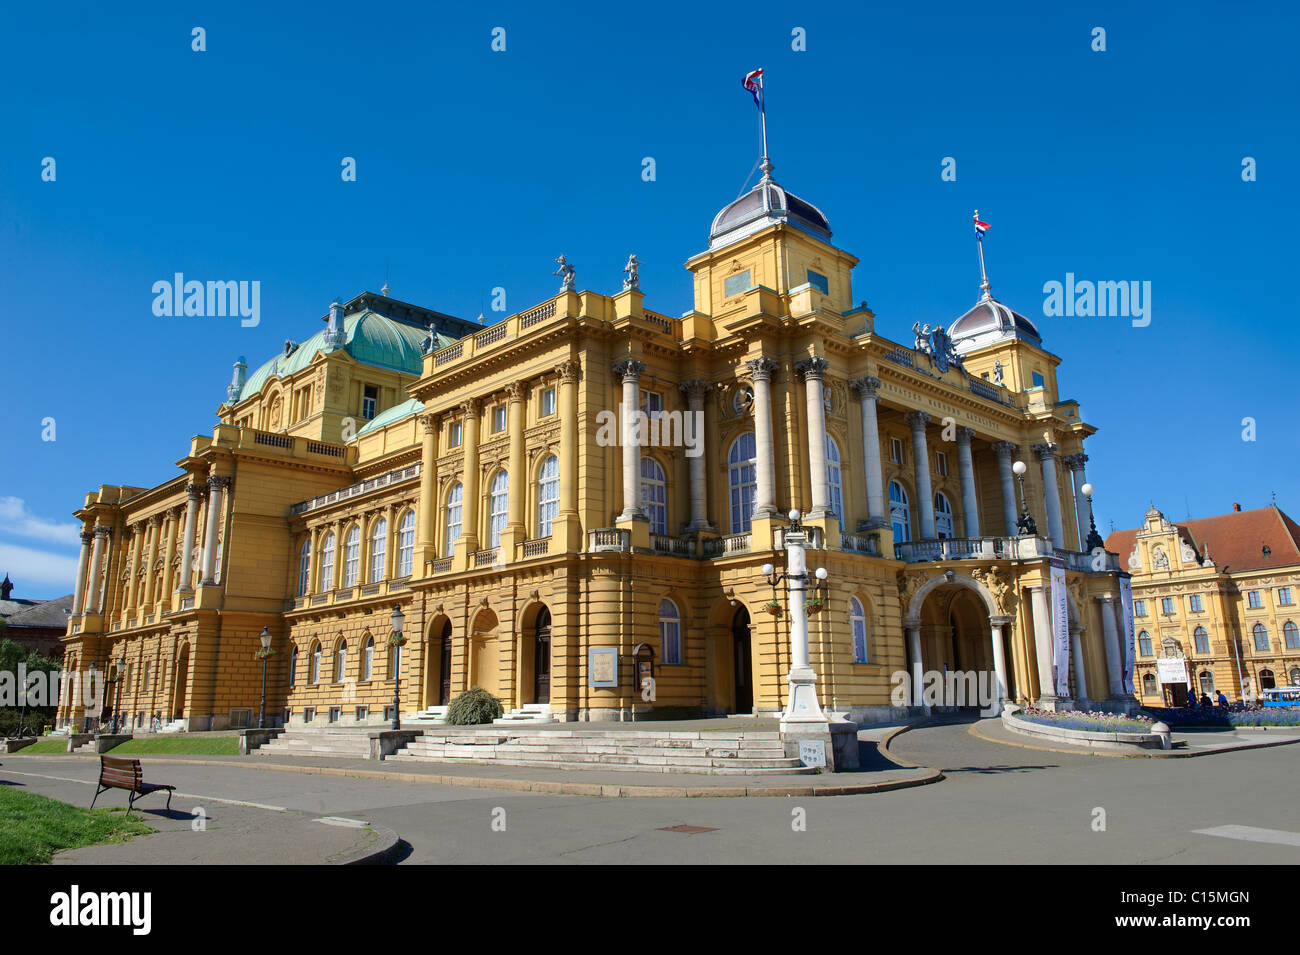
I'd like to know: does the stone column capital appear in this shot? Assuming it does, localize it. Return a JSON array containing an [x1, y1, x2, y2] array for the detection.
[[555, 358, 582, 382], [417, 412, 439, 435], [459, 398, 478, 417], [208, 474, 232, 491], [1097, 593, 1116, 604], [166, 505, 184, 521], [991, 440, 1018, 458], [1032, 442, 1059, 460], [505, 381, 526, 403], [745, 357, 779, 382], [956, 426, 977, 444], [1062, 452, 1089, 471], [80, 531, 95, 545], [990, 615, 1014, 626], [613, 359, 646, 381], [905, 410, 931, 430], [794, 356, 830, 380], [678, 379, 713, 401], [148, 514, 163, 528], [93, 525, 112, 539], [849, 375, 882, 398]]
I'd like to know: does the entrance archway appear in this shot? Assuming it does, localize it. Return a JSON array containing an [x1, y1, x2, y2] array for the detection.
[[171, 645, 189, 723], [731, 606, 753, 714], [904, 573, 1008, 710], [469, 609, 500, 697], [423, 618, 453, 707], [532, 607, 552, 705]]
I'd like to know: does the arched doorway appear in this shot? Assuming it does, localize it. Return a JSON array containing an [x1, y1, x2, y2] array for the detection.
[[171, 645, 189, 723], [469, 609, 499, 696], [423, 619, 453, 707], [732, 606, 753, 714], [532, 607, 552, 705], [913, 586, 995, 709]]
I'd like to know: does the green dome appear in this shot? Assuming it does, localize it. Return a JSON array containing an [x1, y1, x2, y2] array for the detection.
[[355, 397, 423, 438]]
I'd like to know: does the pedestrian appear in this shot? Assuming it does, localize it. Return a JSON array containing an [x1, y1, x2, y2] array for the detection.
[[1216, 691, 1228, 707], [1200, 693, 1212, 708]]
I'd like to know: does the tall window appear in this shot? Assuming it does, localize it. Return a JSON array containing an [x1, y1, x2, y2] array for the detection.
[[318, 532, 335, 592], [850, 596, 868, 664], [728, 433, 757, 534], [1189, 594, 1203, 612], [288, 647, 297, 687], [641, 456, 667, 535], [659, 598, 682, 665], [1291, 667, 1300, 687], [1199, 671, 1215, 696], [1161, 597, 1174, 615], [1253, 623, 1270, 652], [1142, 673, 1157, 696], [1280, 587, 1294, 606], [445, 483, 463, 554], [362, 384, 378, 420], [1134, 599, 1147, 617], [1193, 626, 1209, 654], [343, 525, 360, 587], [639, 389, 663, 419], [362, 636, 374, 681], [537, 456, 559, 537], [488, 471, 509, 547], [297, 539, 310, 596], [335, 641, 347, 682], [540, 387, 556, 417], [1248, 591, 1262, 609], [826, 435, 844, 532], [1285, 621, 1300, 650], [310, 642, 321, 684], [369, 519, 387, 582], [449, 421, 463, 447], [492, 405, 507, 433], [890, 437, 904, 464], [397, 510, 415, 576], [889, 481, 911, 544], [1138, 631, 1153, 657], [1259, 668, 1276, 690], [934, 492, 954, 539]]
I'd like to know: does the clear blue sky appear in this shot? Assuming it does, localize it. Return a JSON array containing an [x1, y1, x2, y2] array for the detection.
[[2, 1, 1296, 599]]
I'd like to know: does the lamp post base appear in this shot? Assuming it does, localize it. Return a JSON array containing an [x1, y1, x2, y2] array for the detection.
[[780, 665, 826, 724]]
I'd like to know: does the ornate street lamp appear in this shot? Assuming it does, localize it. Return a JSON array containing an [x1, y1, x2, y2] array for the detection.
[[1080, 483, 1105, 551], [255, 627, 275, 729], [761, 510, 829, 724], [1011, 460, 1038, 536], [388, 604, 406, 730]]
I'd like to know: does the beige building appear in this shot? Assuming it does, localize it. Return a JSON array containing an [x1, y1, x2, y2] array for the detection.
[[58, 159, 1136, 732]]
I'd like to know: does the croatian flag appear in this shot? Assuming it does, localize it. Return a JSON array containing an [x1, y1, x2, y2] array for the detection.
[[973, 211, 991, 235], [743, 68, 764, 109]]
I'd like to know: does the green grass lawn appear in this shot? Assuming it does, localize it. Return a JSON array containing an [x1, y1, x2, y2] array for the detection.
[[110, 736, 239, 756], [0, 787, 155, 864], [19, 739, 69, 754]]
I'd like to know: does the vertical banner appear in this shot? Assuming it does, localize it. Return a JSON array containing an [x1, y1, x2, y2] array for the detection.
[[1118, 572, 1136, 695], [1049, 558, 1070, 698]]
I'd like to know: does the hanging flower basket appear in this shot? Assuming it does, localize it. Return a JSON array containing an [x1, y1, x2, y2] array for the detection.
[[761, 600, 784, 617], [805, 597, 826, 616]]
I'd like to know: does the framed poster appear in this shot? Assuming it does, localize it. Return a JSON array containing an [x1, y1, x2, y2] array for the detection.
[[588, 647, 618, 687]]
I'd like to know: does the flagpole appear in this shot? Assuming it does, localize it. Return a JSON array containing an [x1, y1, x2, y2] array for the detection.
[[975, 209, 990, 296], [759, 74, 769, 168]]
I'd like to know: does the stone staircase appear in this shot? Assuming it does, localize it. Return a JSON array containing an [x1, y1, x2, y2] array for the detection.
[[389, 728, 813, 775], [157, 719, 185, 734], [493, 703, 557, 724], [253, 727, 376, 759], [405, 706, 448, 725]]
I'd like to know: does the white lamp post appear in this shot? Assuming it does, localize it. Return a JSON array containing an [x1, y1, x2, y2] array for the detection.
[[389, 604, 406, 730], [762, 510, 828, 724]]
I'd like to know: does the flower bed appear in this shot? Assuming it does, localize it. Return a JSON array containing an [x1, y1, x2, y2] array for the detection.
[[1017, 707, 1154, 734], [1002, 708, 1167, 751], [1141, 704, 1300, 728]]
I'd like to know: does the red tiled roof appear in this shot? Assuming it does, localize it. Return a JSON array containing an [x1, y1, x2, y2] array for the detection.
[[1105, 506, 1300, 575]]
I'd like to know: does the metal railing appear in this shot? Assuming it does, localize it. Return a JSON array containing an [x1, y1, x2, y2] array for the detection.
[[291, 463, 420, 515]]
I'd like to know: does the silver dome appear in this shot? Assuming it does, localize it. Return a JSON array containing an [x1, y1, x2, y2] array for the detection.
[[708, 163, 831, 252]]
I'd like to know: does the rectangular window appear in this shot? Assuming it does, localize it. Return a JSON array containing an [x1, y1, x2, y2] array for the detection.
[[540, 387, 556, 417], [449, 421, 463, 447], [890, 437, 904, 464], [935, 451, 948, 477], [355, 706, 368, 722], [1161, 597, 1174, 615], [639, 389, 663, 419], [303, 707, 316, 724], [1279, 587, 1293, 606], [1031, 372, 1045, 388], [723, 270, 751, 298], [806, 270, 829, 295], [1134, 600, 1147, 617], [362, 385, 378, 420], [1189, 594, 1203, 612], [328, 706, 341, 724], [1248, 591, 1262, 609], [492, 405, 507, 433]]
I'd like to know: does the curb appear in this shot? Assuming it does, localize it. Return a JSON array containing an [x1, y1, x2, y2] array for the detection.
[[874, 719, 947, 786], [969, 719, 1300, 759], [337, 825, 403, 865], [6, 751, 941, 798]]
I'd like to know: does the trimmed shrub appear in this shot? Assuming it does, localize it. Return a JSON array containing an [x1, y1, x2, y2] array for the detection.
[[446, 687, 504, 725]]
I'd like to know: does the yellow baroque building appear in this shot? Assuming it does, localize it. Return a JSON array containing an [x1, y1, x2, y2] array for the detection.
[[1106, 503, 1300, 705], [58, 161, 1138, 732]]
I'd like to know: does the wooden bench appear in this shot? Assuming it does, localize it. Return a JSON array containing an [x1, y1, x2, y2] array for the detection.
[[91, 755, 175, 814]]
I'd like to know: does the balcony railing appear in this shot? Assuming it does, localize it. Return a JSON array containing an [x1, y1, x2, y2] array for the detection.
[[523, 538, 551, 558], [589, 528, 631, 552], [291, 463, 421, 516], [650, 534, 693, 556], [430, 557, 453, 574], [841, 533, 881, 556], [895, 535, 1119, 571], [704, 534, 752, 558], [473, 548, 499, 568]]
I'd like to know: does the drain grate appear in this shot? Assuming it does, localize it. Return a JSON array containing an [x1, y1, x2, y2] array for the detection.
[[657, 824, 719, 834]]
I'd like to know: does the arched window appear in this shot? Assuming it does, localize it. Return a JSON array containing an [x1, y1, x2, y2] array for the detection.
[[343, 525, 360, 587], [1193, 626, 1209, 654], [1142, 672, 1157, 695], [1253, 623, 1270, 652], [488, 471, 509, 548], [369, 519, 387, 583], [1199, 670, 1215, 696], [297, 540, 310, 596], [1290, 666, 1300, 687], [289, 646, 298, 687], [641, 457, 667, 535], [397, 510, 415, 577], [826, 435, 844, 532], [659, 598, 682, 665], [728, 432, 757, 534], [362, 636, 374, 682], [310, 642, 321, 684], [1138, 631, 1153, 657], [335, 640, 347, 682], [850, 596, 868, 664], [537, 456, 559, 537], [1259, 668, 1276, 690], [318, 533, 335, 592], [1284, 621, 1299, 650], [889, 481, 911, 544], [934, 492, 954, 539], [445, 483, 463, 555]]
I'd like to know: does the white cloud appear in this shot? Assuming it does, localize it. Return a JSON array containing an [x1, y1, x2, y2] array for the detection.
[[0, 542, 79, 591], [0, 497, 80, 548]]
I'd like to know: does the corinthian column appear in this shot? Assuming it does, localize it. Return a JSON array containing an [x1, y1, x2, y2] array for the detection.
[[1063, 452, 1090, 550], [1033, 443, 1065, 549], [460, 400, 481, 552], [86, 525, 110, 614], [416, 412, 439, 561], [679, 379, 714, 532], [556, 359, 581, 523], [72, 530, 93, 615], [613, 359, 647, 521], [796, 357, 833, 520], [160, 506, 181, 608], [992, 441, 1018, 537], [200, 475, 229, 586], [176, 483, 201, 594], [956, 426, 980, 538], [141, 514, 162, 611], [906, 411, 936, 539], [850, 376, 886, 528], [506, 381, 526, 538], [746, 357, 780, 520]]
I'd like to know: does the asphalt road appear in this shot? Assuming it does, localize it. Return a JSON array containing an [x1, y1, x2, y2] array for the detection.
[[6, 720, 1298, 864]]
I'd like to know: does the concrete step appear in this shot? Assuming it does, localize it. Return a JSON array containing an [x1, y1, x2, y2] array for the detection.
[[385, 753, 813, 775]]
